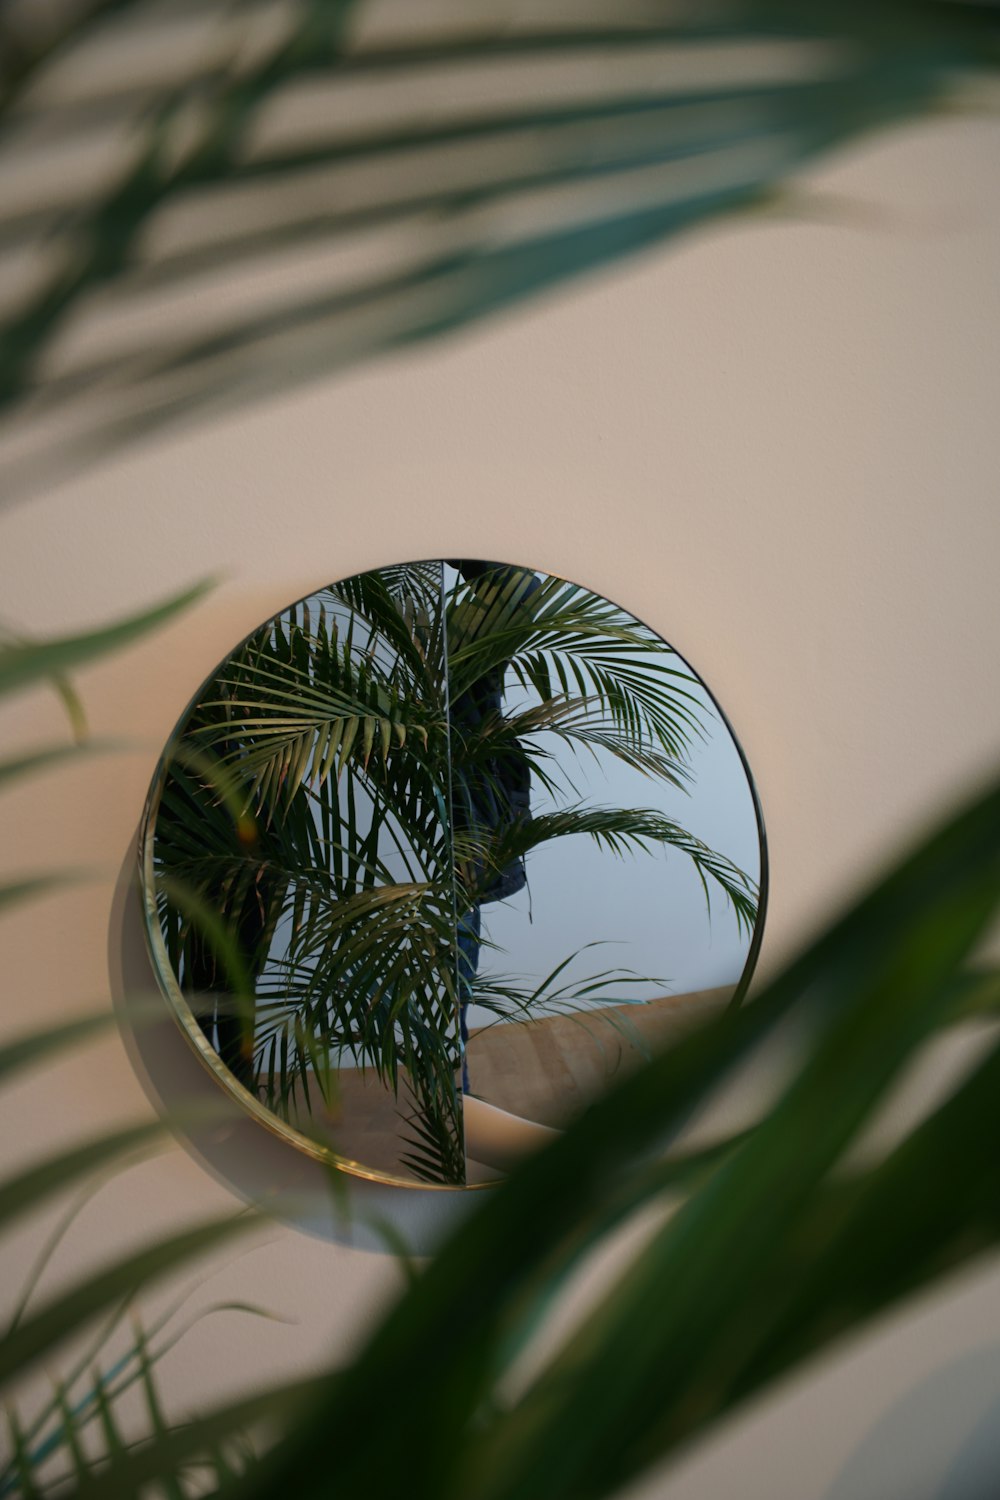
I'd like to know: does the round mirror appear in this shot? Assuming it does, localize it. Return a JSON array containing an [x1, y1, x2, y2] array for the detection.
[[139, 561, 766, 1188]]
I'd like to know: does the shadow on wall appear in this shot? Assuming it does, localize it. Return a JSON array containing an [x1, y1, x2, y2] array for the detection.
[[823, 1344, 1000, 1500], [107, 835, 475, 1257]]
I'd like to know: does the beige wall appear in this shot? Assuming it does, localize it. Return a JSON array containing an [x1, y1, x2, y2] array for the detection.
[[2, 106, 1000, 1496]]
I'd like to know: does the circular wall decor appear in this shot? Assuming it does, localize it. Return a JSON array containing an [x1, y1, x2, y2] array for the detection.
[[139, 560, 766, 1188]]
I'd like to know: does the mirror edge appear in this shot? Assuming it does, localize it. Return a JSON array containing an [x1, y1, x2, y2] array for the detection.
[[132, 562, 770, 1190]]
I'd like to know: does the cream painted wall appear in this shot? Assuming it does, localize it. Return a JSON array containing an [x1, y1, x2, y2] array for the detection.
[[2, 106, 1000, 1496]]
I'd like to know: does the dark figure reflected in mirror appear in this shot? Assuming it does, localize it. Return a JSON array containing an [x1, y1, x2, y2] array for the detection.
[[141, 560, 765, 1188], [448, 561, 542, 1092]]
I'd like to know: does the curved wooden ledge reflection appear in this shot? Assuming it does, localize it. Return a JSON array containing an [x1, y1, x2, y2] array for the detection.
[[283, 986, 732, 1182]]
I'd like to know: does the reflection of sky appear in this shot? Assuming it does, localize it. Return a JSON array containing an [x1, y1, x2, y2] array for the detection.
[[257, 566, 762, 1048], [449, 568, 761, 1029]]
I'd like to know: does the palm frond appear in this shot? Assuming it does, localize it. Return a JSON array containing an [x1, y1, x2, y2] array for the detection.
[[398, 1075, 466, 1186], [188, 597, 446, 812], [202, 769, 1000, 1500], [454, 695, 695, 795], [447, 572, 709, 760], [459, 804, 760, 938], [0, 1215, 264, 1484], [0, 1291, 283, 1500], [468, 944, 668, 1073], [0, 583, 212, 699], [3, 1, 996, 494]]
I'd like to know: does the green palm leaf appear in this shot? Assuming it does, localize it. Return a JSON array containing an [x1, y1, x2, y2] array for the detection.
[[459, 805, 759, 937], [0, 1121, 165, 1233], [0, 584, 212, 700], [195, 769, 1000, 1500], [3, 1, 996, 494], [0, 1012, 114, 1086], [0, 741, 117, 791], [0, 1214, 255, 1396], [447, 573, 710, 760], [452, 695, 695, 797]]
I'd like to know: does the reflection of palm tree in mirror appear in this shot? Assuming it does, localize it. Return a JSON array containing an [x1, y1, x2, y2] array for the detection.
[[155, 561, 465, 1183], [152, 561, 758, 1184], [443, 561, 759, 1106]]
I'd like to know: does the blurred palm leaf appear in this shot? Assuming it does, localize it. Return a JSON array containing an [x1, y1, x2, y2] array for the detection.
[[3, 2, 999, 1486], [1, 0, 997, 495], [4, 609, 1000, 1500], [0, 740, 118, 791], [0, 582, 211, 700], [0, 591, 293, 1497], [0, 1297, 282, 1499], [0, 1006, 264, 1498], [183, 767, 1000, 1500], [0, 1215, 256, 1397], [0, 582, 216, 968]]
